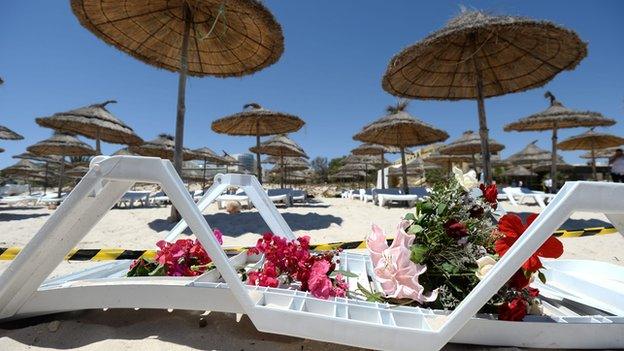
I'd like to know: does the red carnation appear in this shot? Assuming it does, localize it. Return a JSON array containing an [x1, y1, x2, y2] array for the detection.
[[444, 219, 468, 239], [498, 297, 527, 321], [480, 183, 498, 209], [495, 213, 564, 272], [508, 270, 530, 290]]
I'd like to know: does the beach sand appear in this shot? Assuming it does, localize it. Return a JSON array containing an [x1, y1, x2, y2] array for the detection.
[[0, 197, 622, 350]]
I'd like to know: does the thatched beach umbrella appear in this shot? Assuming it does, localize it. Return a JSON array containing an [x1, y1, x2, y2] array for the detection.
[[250, 134, 307, 188], [532, 161, 572, 173], [65, 166, 90, 179], [129, 134, 198, 161], [440, 130, 504, 170], [423, 152, 472, 172], [505, 92, 615, 190], [192, 147, 225, 189], [212, 103, 304, 184], [71, 0, 284, 178], [343, 154, 388, 188], [557, 128, 624, 180], [221, 151, 241, 173], [27, 132, 96, 198], [270, 157, 309, 187], [351, 143, 399, 189], [504, 165, 537, 178], [382, 10, 588, 183], [112, 147, 139, 156], [0, 125, 23, 140], [13, 152, 62, 194], [35, 100, 143, 154], [580, 147, 620, 160], [388, 159, 427, 177], [353, 101, 448, 194], [505, 141, 556, 167], [1, 160, 48, 195]]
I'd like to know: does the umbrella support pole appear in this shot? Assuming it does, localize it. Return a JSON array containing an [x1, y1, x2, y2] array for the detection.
[[170, 5, 192, 222], [471, 36, 492, 184], [57, 157, 65, 199], [256, 133, 262, 184], [202, 157, 207, 190], [364, 163, 368, 189], [591, 147, 597, 181], [471, 153, 477, 172], [380, 152, 385, 189], [551, 124, 558, 193], [95, 128, 101, 155], [400, 147, 409, 194], [43, 162, 49, 195], [280, 155, 285, 189]]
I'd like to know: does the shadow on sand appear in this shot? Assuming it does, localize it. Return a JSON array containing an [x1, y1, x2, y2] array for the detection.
[[148, 212, 343, 237], [0, 309, 478, 351], [513, 212, 613, 230], [0, 212, 49, 221]]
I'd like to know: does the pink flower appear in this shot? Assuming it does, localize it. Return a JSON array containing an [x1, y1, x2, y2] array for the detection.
[[213, 228, 224, 245], [307, 260, 347, 299], [367, 222, 437, 303]]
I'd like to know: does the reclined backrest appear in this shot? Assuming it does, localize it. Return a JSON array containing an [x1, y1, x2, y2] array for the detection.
[[372, 188, 401, 196], [267, 188, 293, 196], [407, 187, 429, 196]]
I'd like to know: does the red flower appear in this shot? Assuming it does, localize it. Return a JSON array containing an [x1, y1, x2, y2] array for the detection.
[[508, 270, 530, 290], [444, 219, 468, 239], [480, 184, 498, 209], [498, 297, 527, 321], [495, 213, 564, 272]]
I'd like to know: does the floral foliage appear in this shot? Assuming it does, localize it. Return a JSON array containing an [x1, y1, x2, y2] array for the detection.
[[247, 233, 348, 299], [368, 167, 564, 321], [128, 229, 223, 277]]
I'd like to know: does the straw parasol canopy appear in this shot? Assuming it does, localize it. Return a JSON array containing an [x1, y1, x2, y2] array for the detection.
[[13, 152, 62, 194], [504, 165, 537, 178], [27, 132, 96, 198], [71, 0, 285, 188], [580, 147, 621, 160], [353, 101, 448, 194], [192, 147, 227, 189], [1, 160, 50, 194], [557, 128, 624, 180], [35, 100, 143, 154], [65, 166, 90, 179], [423, 152, 472, 172], [112, 147, 139, 156], [212, 103, 304, 183], [343, 154, 389, 188], [129, 134, 199, 161], [250, 134, 307, 188], [382, 10, 587, 183], [505, 92, 615, 190], [388, 160, 426, 177], [439, 130, 504, 170], [0, 125, 23, 140], [351, 143, 400, 189], [532, 161, 572, 173]]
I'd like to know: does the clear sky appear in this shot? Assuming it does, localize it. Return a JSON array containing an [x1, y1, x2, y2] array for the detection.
[[1, 1, 623, 169]]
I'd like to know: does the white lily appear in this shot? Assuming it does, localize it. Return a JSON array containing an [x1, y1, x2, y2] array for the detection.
[[453, 166, 479, 191]]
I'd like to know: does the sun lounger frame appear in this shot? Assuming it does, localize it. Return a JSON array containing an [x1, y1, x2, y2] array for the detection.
[[0, 155, 623, 351]]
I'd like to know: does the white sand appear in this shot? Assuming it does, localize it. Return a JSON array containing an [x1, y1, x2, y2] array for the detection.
[[0, 197, 622, 350]]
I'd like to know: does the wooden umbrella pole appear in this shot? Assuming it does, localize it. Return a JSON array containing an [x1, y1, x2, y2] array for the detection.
[[471, 34, 492, 184], [280, 154, 285, 189], [170, 5, 192, 221], [57, 156, 65, 199], [43, 162, 49, 194], [256, 133, 262, 184], [591, 144, 597, 181], [472, 153, 477, 171], [95, 127, 101, 155], [364, 163, 368, 188], [400, 147, 409, 194], [202, 157, 207, 190], [550, 122, 558, 193], [380, 152, 385, 189]]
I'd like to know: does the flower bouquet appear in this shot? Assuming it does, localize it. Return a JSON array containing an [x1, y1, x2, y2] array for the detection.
[[366, 168, 564, 321]]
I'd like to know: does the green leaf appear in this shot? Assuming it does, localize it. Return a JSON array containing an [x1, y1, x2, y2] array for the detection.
[[436, 203, 447, 215], [148, 263, 166, 276], [408, 224, 423, 235], [410, 244, 428, 263], [420, 202, 435, 214], [538, 271, 547, 284], [404, 212, 416, 221], [330, 270, 358, 278], [441, 262, 458, 274]]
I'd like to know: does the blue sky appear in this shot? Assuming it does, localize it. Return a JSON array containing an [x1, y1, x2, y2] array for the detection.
[[1, 1, 623, 168]]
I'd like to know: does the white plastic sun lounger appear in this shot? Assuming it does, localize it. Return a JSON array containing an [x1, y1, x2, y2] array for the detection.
[[0, 155, 623, 351], [0, 195, 40, 207], [503, 187, 555, 209], [116, 190, 151, 208]]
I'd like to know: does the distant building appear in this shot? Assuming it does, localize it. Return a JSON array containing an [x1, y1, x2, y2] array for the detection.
[[231, 153, 256, 173]]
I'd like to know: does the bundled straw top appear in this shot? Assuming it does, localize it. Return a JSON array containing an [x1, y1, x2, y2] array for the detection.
[[129, 134, 198, 160], [249, 134, 308, 158], [0, 125, 24, 140], [382, 10, 587, 100], [212, 103, 304, 136], [505, 92, 615, 131], [27, 132, 97, 157], [351, 143, 400, 156], [343, 154, 389, 166], [557, 128, 624, 151], [505, 140, 562, 165], [71, 0, 284, 77], [439, 130, 504, 155], [35, 100, 143, 146], [13, 152, 62, 164], [353, 101, 449, 147], [192, 147, 226, 163]]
